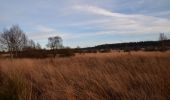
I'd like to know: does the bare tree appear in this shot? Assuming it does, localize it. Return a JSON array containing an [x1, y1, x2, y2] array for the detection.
[[159, 33, 167, 41], [47, 36, 63, 57], [28, 39, 36, 49], [47, 36, 63, 50], [159, 33, 168, 51], [36, 42, 41, 50], [0, 25, 28, 58]]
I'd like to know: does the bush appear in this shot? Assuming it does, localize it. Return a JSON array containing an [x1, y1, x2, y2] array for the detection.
[[58, 49, 75, 57], [144, 47, 157, 51], [85, 50, 98, 53], [99, 49, 111, 53], [123, 49, 131, 52], [158, 47, 168, 52], [17, 50, 48, 58]]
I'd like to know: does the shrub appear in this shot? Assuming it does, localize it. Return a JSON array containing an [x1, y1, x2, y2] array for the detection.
[[123, 49, 131, 52], [99, 49, 111, 53], [158, 47, 168, 52], [85, 50, 98, 53], [58, 49, 75, 57], [144, 47, 157, 51], [17, 50, 48, 58]]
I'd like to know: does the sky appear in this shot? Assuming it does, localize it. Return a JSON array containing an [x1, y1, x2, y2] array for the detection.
[[0, 0, 170, 48]]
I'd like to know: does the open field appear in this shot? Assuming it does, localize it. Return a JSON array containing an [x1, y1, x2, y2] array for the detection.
[[0, 51, 170, 100]]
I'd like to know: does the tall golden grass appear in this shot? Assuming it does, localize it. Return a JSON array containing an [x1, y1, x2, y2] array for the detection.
[[0, 51, 170, 100]]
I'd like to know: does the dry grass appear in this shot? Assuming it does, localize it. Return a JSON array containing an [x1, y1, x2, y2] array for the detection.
[[0, 51, 170, 100]]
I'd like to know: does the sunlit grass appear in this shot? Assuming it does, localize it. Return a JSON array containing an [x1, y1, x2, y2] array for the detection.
[[0, 51, 170, 100]]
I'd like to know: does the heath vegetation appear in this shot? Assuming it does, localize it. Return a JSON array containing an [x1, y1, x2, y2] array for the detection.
[[0, 51, 170, 100]]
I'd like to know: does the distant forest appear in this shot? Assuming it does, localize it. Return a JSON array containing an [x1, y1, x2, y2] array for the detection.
[[83, 39, 170, 51], [0, 25, 170, 58]]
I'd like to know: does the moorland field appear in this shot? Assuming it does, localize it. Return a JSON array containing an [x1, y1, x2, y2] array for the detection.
[[0, 51, 170, 100]]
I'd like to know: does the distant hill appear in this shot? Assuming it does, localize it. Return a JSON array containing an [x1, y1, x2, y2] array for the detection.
[[82, 40, 170, 51]]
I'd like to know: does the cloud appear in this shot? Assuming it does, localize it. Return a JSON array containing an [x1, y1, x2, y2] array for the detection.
[[27, 25, 70, 40], [72, 4, 170, 35], [1, 0, 170, 47], [151, 10, 170, 17], [35, 25, 56, 32], [74, 5, 130, 18], [27, 25, 100, 41]]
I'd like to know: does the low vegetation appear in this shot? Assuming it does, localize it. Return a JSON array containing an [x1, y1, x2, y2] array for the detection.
[[0, 51, 170, 100]]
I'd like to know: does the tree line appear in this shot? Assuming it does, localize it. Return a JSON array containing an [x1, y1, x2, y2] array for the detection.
[[84, 33, 169, 52], [0, 25, 169, 59], [0, 25, 67, 58]]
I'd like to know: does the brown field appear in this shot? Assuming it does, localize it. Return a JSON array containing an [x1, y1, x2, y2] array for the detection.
[[0, 51, 170, 100]]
